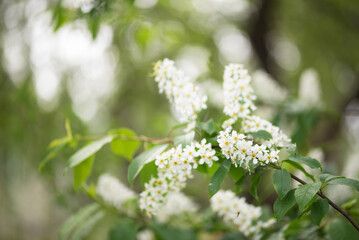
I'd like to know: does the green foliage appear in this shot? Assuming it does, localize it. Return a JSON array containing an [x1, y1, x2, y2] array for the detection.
[[127, 144, 168, 185], [320, 174, 359, 191], [70, 210, 105, 240], [288, 153, 322, 171], [65, 136, 114, 172], [283, 160, 315, 182], [248, 130, 273, 140], [274, 189, 296, 220], [197, 119, 216, 135], [59, 203, 101, 240], [294, 182, 321, 210], [273, 169, 292, 199], [310, 199, 329, 225], [73, 155, 94, 191], [208, 159, 231, 197], [110, 128, 140, 160], [108, 219, 137, 240], [152, 223, 196, 240], [250, 172, 261, 201]]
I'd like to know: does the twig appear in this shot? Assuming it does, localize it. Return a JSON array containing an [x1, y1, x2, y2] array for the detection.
[[78, 135, 174, 144]]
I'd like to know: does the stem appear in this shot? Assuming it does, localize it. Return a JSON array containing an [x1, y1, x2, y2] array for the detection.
[[269, 163, 359, 232]]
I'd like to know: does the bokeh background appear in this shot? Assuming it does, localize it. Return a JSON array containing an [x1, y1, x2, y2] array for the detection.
[[1, 0, 359, 239]]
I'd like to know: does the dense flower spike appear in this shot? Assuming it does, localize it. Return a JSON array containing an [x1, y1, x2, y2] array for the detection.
[[139, 140, 218, 216], [211, 190, 275, 237], [242, 116, 290, 147], [97, 174, 136, 210], [217, 128, 279, 171], [222, 64, 256, 129], [153, 59, 208, 132], [156, 192, 199, 222]]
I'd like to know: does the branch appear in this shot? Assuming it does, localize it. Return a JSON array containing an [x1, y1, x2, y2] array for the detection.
[[269, 163, 359, 231]]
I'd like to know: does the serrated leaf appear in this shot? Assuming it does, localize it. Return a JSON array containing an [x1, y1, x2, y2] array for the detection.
[[273, 169, 292, 199], [108, 219, 137, 240], [327, 177, 359, 191], [274, 189, 296, 220], [110, 128, 140, 160], [310, 199, 329, 225], [208, 159, 231, 197], [140, 161, 158, 186], [128, 144, 168, 185], [284, 160, 315, 182], [229, 166, 244, 182], [73, 155, 94, 191], [174, 131, 195, 147], [198, 119, 216, 135], [59, 203, 100, 240], [249, 130, 272, 140], [65, 136, 114, 172], [288, 153, 322, 171], [70, 210, 105, 240], [250, 172, 261, 201], [294, 182, 321, 210]]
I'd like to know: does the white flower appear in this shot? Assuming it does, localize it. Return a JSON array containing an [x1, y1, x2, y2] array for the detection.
[[97, 174, 136, 210], [211, 190, 275, 236], [222, 64, 256, 128], [153, 59, 207, 132]]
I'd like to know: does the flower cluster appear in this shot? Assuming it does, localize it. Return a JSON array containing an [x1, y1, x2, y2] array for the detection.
[[97, 174, 136, 210], [222, 64, 256, 129], [217, 129, 279, 171], [156, 192, 199, 222], [242, 116, 291, 147], [139, 139, 218, 216], [211, 190, 275, 237], [153, 59, 207, 132]]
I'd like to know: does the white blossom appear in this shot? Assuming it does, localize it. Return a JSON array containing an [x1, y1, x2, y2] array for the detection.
[[139, 140, 218, 216], [211, 190, 275, 236], [156, 192, 199, 222], [97, 174, 137, 210], [153, 59, 208, 132], [222, 64, 256, 128]]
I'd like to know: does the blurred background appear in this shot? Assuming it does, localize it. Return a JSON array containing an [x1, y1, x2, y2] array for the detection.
[[1, 0, 359, 239]]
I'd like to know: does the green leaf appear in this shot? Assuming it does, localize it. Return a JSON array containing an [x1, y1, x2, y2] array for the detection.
[[174, 131, 195, 146], [73, 155, 94, 191], [319, 173, 345, 183], [229, 166, 244, 182], [249, 130, 273, 140], [108, 219, 137, 240], [294, 182, 321, 210], [310, 199, 329, 225], [329, 218, 359, 240], [140, 161, 158, 186], [273, 169, 292, 199], [128, 144, 168, 185], [110, 128, 140, 160], [70, 210, 105, 240], [250, 172, 261, 201], [327, 177, 359, 191], [274, 189, 296, 220], [197, 119, 216, 135], [152, 223, 196, 240], [288, 153, 322, 171], [284, 160, 315, 182], [59, 203, 100, 240], [39, 141, 69, 171], [65, 136, 114, 172], [208, 159, 231, 197], [234, 172, 248, 193]]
